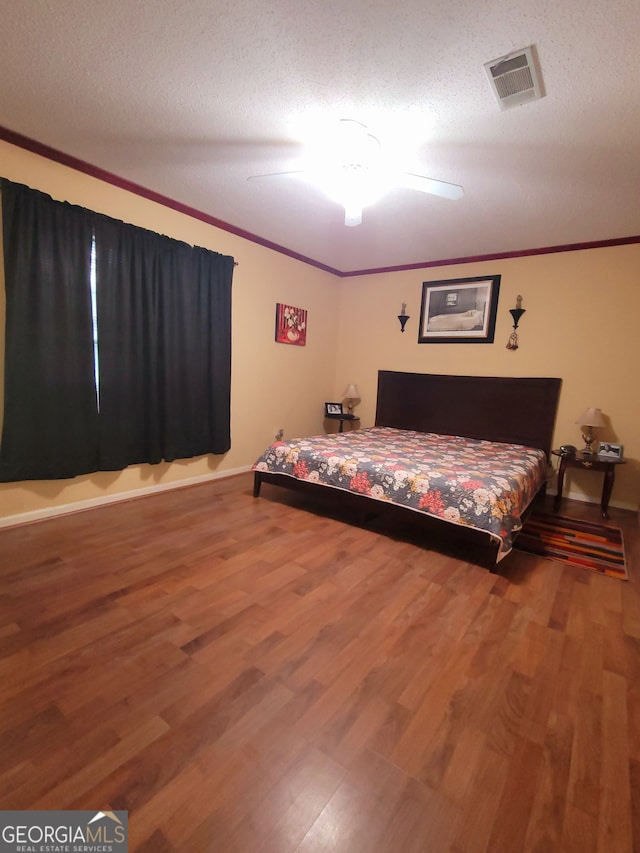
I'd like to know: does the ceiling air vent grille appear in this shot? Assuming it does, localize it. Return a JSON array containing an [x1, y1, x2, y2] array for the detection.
[[484, 46, 544, 110]]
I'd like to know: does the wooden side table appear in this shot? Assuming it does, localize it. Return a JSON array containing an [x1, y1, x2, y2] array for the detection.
[[552, 449, 625, 519], [325, 414, 360, 433]]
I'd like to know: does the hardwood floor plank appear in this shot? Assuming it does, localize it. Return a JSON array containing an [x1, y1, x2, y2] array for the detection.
[[561, 802, 599, 853], [122, 760, 206, 851], [597, 669, 633, 851], [295, 749, 411, 853], [375, 775, 460, 853], [517, 630, 565, 746], [521, 709, 574, 851], [34, 715, 171, 810], [547, 567, 581, 631], [449, 745, 510, 853], [217, 747, 345, 853], [630, 758, 640, 853], [486, 737, 545, 852], [628, 684, 640, 763], [8, 724, 122, 809], [0, 474, 638, 851], [566, 689, 603, 818]]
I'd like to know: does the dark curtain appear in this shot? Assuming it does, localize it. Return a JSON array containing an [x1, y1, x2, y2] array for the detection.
[[94, 215, 233, 468], [0, 179, 234, 481], [0, 180, 98, 480]]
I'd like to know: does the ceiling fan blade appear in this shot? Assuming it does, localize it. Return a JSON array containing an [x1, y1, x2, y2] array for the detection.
[[247, 170, 305, 181], [396, 172, 464, 200]]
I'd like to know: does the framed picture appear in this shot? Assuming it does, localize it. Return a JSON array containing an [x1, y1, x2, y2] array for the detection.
[[275, 303, 307, 346], [418, 275, 501, 344], [325, 402, 343, 416], [598, 442, 623, 460]]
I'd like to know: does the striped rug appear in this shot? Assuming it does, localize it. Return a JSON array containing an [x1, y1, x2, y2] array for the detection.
[[514, 513, 627, 580]]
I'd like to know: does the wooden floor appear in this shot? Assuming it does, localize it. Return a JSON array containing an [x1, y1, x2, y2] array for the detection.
[[1, 473, 639, 852]]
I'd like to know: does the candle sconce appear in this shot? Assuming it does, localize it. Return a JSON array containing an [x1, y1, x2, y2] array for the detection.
[[506, 295, 526, 350], [397, 303, 410, 333]]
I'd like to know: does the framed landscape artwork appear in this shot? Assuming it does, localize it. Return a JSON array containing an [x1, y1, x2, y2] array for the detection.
[[418, 275, 501, 344]]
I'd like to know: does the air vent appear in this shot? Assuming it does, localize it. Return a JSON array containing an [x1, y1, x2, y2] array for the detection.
[[484, 46, 544, 110]]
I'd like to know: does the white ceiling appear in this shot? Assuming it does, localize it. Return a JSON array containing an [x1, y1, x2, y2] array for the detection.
[[1, 0, 639, 274]]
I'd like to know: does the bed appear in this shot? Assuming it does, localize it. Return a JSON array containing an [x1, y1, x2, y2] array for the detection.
[[253, 371, 562, 569]]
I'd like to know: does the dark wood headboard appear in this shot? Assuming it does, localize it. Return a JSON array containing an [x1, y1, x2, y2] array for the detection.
[[375, 371, 561, 457]]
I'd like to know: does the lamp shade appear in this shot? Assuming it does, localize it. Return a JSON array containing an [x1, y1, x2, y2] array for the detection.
[[575, 407, 605, 428], [342, 384, 360, 399]]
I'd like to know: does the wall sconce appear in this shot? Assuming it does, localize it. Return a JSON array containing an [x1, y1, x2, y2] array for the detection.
[[397, 302, 410, 333], [506, 295, 526, 350]]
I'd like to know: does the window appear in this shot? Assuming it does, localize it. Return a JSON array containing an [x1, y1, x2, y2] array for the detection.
[[0, 178, 234, 481]]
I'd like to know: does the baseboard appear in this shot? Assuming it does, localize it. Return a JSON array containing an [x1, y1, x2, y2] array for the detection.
[[2, 471, 635, 530], [548, 487, 637, 513], [0, 465, 253, 529]]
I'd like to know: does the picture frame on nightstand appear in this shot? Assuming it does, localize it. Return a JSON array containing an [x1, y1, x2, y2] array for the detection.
[[598, 442, 623, 459], [325, 402, 343, 416]]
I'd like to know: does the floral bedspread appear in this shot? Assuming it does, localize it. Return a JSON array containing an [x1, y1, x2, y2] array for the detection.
[[253, 427, 548, 559]]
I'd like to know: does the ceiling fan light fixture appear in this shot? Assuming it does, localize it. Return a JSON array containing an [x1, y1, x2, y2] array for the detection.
[[311, 162, 389, 226], [344, 205, 363, 227], [329, 119, 381, 169], [248, 117, 463, 227]]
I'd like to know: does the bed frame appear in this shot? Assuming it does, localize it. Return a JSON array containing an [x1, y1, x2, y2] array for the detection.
[[253, 371, 562, 569]]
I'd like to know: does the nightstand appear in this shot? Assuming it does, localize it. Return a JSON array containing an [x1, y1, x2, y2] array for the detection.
[[552, 449, 626, 519], [325, 414, 360, 433]]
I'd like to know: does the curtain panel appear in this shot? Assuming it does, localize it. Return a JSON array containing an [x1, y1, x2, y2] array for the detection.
[[0, 179, 234, 482]]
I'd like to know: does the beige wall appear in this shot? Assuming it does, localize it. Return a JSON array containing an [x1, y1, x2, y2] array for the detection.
[[334, 249, 640, 510], [1, 139, 638, 523], [0, 141, 340, 523]]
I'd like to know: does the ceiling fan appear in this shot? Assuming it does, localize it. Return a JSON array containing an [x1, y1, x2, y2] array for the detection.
[[248, 119, 464, 226]]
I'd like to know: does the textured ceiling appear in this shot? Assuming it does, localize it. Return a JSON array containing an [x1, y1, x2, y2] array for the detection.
[[1, 0, 639, 273]]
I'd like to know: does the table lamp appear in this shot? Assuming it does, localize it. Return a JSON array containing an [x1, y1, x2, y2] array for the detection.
[[342, 384, 361, 415], [575, 407, 605, 455]]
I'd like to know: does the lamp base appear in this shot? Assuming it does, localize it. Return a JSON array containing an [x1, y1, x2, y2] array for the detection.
[[581, 430, 595, 455]]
